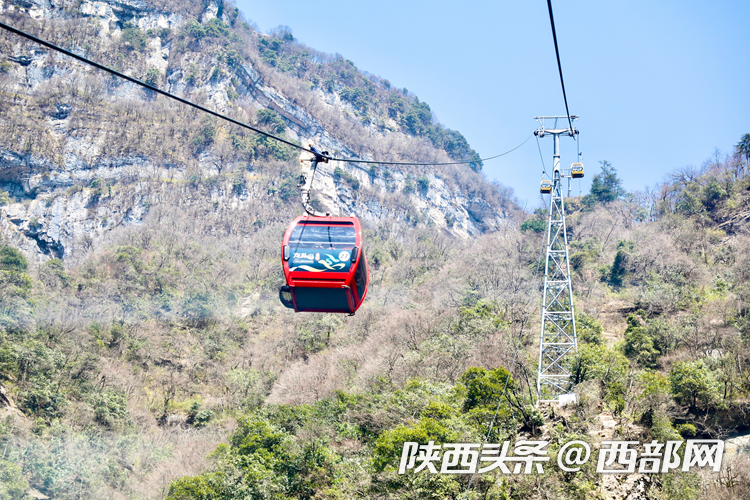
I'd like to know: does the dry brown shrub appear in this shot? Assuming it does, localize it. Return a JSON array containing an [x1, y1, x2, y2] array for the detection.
[[132, 425, 234, 500]]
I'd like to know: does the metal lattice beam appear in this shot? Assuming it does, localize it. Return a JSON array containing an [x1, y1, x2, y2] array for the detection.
[[535, 117, 578, 404]]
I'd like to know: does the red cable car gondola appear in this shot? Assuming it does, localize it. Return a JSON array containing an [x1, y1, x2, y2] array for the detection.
[[279, 215, 369, 314], [278, 146, 369, 314]]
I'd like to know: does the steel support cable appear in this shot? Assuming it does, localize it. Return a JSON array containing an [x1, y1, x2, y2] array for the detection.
[[0, 21, 531, 168], [460, 239, 546, 499], [546, 0, 573, 132], [576, 134, 582, 195], [0, 21, 306, 151], [536, 135, 548, 178], [331, 134, 534, 166]]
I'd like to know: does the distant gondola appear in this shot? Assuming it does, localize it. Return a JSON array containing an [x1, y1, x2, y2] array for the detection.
[[279, 215, 369, 314], [540, 180, 552, 193]]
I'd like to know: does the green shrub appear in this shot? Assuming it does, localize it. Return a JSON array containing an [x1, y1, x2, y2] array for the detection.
[[256, 109, 286, 134], [333, 166, 360, 190], [121, 22, 147, 50], [185, 20, 206, 39], [268, 175, 298, 201], [182, 291, 215, 328], [145, 67, 160, 86], [0, 246, 32, 301], [0, 459, 28, 499], [607, 240, 634, 289], [0, 343, 19, 380], [339, 86, 367, 111], [660, 472, 701, 500], [89, 389, 131, 430], [520, 218, 546, 233], [676, 423, 697, 437], [577, 312, 604, 345], [66, 184, 84, 196], [372, 418, 455, 472], [19, 377, 69, 422], [623, 312, 659, 367], [0, 246, 27, 273], [460, 366, 514, 412], [420, 400, 453, 420], [39, 258, 69, 288], [568, 345, 629, 411], [254, 135, 295, 161], [204, 18, 230, 37], [193, 409, 214, 427], [669, 360, 720, 409]]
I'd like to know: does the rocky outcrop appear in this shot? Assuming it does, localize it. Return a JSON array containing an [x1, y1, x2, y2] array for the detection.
[[0, 0, 510, 264], [599, 473, 652, 500], [0, 382, 24, 421]]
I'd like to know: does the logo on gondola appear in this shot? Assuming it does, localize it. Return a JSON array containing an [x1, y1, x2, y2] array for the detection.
[[338, 251, 350, 261], [293, 252, 315, 260]]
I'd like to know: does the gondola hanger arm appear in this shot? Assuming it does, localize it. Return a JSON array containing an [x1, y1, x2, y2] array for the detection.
[[299, 145, 331, 217]]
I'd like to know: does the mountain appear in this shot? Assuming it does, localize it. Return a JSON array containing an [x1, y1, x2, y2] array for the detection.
[[2, 1, 750, 500], [0, 0, 517, 265]]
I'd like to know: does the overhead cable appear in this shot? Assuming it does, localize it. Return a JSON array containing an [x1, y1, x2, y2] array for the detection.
[[536, 135, 548, 177], [0, 21, 529, 168], [545, 0, 573, 131], [0, 21, 305, 151], [336, 134, 533, 166]]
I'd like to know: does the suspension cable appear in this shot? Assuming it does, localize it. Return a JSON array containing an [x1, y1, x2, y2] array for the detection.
[[546, 0, 573, 131], [576, 134, 582, 195], [536, 135, 548, 178], [0, 21, 530, 168], [0, 21, 306, 151], [327, 134, 533, 166]]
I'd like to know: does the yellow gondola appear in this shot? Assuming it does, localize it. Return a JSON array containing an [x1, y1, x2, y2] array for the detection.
[[540, 180, 552, 193], [571, 163, 584, 178]]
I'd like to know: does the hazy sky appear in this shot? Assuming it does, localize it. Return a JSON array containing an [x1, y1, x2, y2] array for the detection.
[[233, 0, 750, 207]]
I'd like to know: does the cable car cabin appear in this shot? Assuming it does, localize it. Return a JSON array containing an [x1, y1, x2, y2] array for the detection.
[[279, 216, 369, 314], [540, 180, 552, 194], [571, 163, 584, 178]]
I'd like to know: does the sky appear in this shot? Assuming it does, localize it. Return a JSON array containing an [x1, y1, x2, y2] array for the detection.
[[233, 0, 750, 208]]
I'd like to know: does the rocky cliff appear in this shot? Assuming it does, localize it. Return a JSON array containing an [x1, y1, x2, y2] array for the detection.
[[0, 0, 516, 264]]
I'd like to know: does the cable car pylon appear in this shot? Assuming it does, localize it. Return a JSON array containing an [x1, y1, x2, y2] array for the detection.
[[534, 116, 579, 405]]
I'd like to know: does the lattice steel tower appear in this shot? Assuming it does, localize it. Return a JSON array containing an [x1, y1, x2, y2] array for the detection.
[[535, 116, 579, 404]]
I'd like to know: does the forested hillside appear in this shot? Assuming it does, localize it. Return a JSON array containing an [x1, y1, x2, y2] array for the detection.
[[0, 0, 513, 266], [2, 0, 750, 498], [3, 147, 750, 499]]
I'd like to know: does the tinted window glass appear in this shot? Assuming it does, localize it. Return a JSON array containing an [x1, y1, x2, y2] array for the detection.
[[288, 223, 355, 273], [294, 287, 352, 313], [354, 252, 367, 300], [289, 223, 355, 250]]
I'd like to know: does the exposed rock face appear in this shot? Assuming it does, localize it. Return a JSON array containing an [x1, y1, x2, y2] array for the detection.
[[599, 473, 652, 500], [0, 0, 512, 264]]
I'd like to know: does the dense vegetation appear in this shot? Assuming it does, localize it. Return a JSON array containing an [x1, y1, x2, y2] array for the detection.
[[1, 142, 750, 498], [252, 27, 483, 170], [2, 0, 750, 499]]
